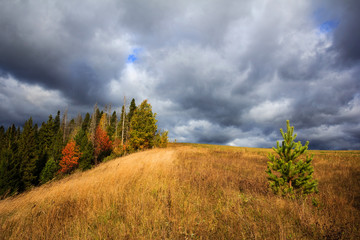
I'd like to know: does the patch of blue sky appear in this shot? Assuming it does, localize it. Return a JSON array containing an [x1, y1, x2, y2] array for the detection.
[[127, 54, 137, 63], [312, 7, 340, 34], [319, 20, 339, 33], [127, 48, 142, 63]]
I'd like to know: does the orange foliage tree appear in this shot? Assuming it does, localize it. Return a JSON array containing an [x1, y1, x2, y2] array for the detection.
[[59, 140, 81, 174], [94, 126, 112, 164]]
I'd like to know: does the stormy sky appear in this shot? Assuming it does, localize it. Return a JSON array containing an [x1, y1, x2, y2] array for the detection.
[[0, 0, 359, 150]]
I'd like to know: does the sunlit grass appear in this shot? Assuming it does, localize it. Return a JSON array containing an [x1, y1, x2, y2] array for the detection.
[[0, 143, 359, 239]]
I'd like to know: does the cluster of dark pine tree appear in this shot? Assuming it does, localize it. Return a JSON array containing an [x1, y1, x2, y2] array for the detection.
[[0, 99, 168, 198]]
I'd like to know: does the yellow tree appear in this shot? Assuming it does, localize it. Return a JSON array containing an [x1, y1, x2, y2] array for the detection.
[[129, 100, 157, 150], [99, 113, 108, 131]]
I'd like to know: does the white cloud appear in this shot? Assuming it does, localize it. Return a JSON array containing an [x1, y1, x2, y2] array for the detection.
[[107, 63, 157, 103], [247, 99, 293, 123]]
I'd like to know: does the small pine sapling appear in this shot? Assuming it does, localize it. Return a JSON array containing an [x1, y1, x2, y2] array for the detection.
[[266, 120, 318, 197]]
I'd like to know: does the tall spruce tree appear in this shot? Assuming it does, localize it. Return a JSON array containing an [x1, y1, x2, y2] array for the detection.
[[266, 120, 318, 197], [0, 148, 21, 197], [6, 125, 18, 149], [0, 125, 21, 197], [125, 98, 137, 143], [82, 112, 91, 132], [54, 111, 61, 133], [18, 118, 38, 190], [36, 115, 57, 182], [39, 116, 55, 152], [96, 109, 103, 126], [75, 129, 94, 170], [107, 111, 117, 140], [128, 98, 136, 123], [50, 128, 64, 164], [0, 126, 5, 152]]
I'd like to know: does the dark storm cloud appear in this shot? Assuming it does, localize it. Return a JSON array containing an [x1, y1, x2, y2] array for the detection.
[[312, 0, 360, 63], [0, 74, 68, 126], [330, 0, 360, 63], [0, 0, 129, 105], [0, 0, 359, 149]]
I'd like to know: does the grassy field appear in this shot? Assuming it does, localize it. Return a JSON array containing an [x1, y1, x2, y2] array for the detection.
[[0, 143, 359, 239]]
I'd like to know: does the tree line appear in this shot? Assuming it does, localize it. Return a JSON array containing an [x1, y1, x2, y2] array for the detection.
[[0, 99, 168, 198]]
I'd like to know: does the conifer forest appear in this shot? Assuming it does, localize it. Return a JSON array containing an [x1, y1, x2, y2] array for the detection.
[[0, 99, 168, 198]]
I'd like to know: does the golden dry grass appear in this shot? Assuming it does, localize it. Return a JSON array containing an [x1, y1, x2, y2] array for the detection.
[[0, 143, 359, 239]]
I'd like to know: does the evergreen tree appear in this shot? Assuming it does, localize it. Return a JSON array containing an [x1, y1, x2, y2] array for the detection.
[[2, 125, 21, 195], [39, 157, 58, 184], [96, 109, 102, 126], [80, 142, 94, 170], [0, 126, 5, 152], [39, 116, 55, 151], [18, 118, 38, 190], [5, 124, 18, 149], [128, 98, 136, 123], [36, 113, 64, 182], [51, 129, 64, 162], [0, 149, 21, 198], [75, 129, 94, 170], [82, 112, 91, 132], [129, 100, 157, 150], [266, 120, 318, 197], [107, 111, 117, 139], [54, 111, 61, 133], [36, 115, 56, 182], [126, 98, 137, 143]]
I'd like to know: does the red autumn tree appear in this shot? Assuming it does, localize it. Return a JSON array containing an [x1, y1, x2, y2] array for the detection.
[[94, 126, 112, 164], [59, 140, 81, 174]]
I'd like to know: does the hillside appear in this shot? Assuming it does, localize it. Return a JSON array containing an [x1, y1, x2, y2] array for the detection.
[[1, 144, 360, 239]]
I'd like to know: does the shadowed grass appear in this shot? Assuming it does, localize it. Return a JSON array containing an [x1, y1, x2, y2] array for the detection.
[[0, 143, 359, 239]]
